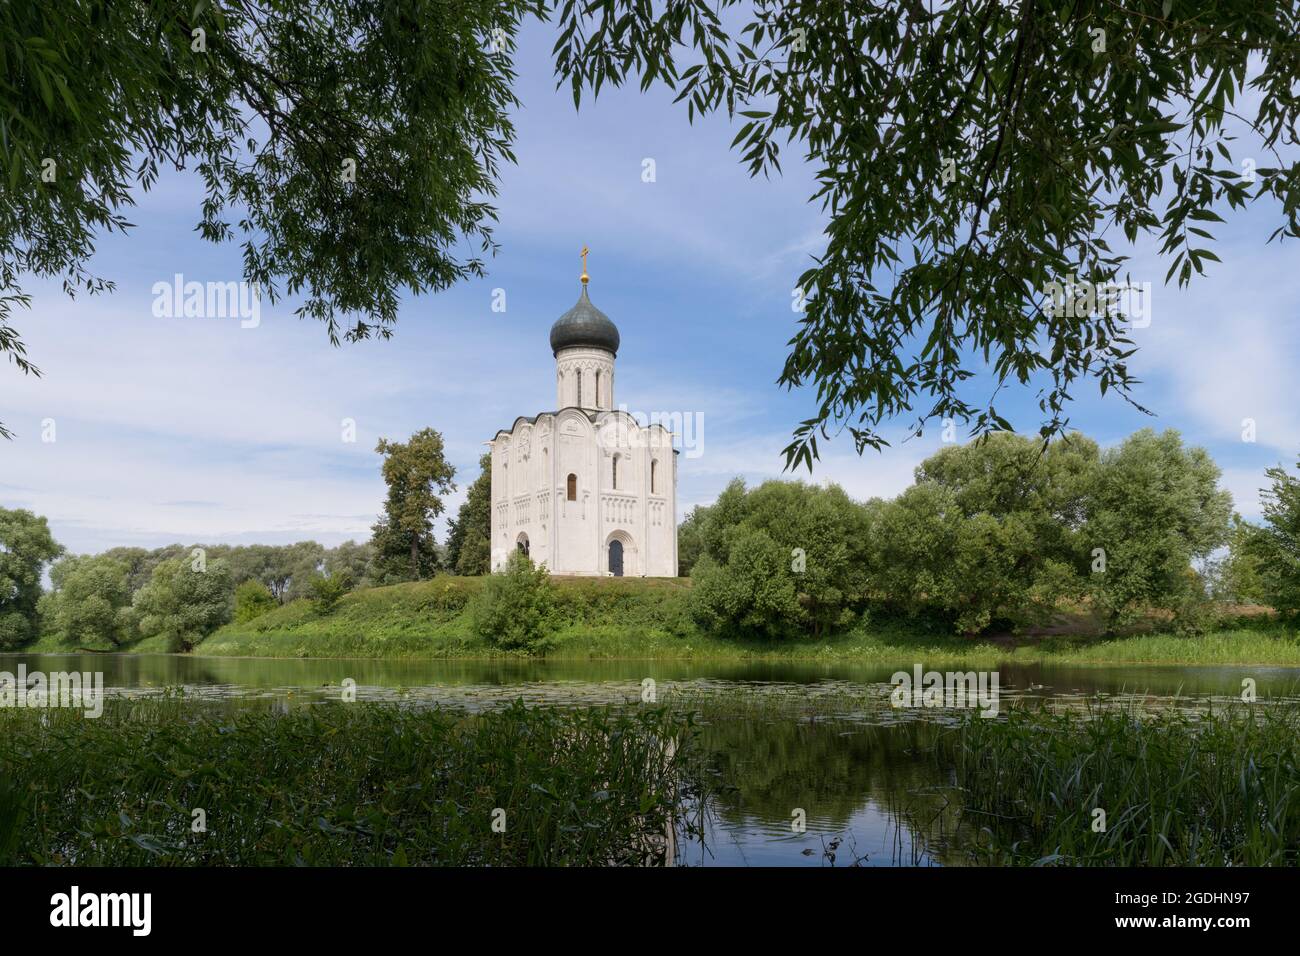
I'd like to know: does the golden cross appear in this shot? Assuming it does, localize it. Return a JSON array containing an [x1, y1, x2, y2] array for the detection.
[[580, 245, 589, 283]]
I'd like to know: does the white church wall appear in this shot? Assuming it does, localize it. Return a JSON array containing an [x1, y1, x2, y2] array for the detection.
[[488, 278, 678, 577], [555, 347, 615, 410]]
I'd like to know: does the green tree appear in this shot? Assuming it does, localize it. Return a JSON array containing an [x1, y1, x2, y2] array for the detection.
[[211, 542, 325, 603], [0, 507, 62, 648], [676, 504, 710, 577], [133, 557, 234, 652], [876, 433, 1097, 633], [99, 546, 164, 594], [468, 551, 557, 653], [1083, 429, 1232, 629], [233, 579, 277, 623], [550, 1, 1300, 467], [0, 0, 540, 437], [370, 428, 457, 583], [445, 454, 492, 575], [688, 479, 870, 638], [1235, 456, 1300, 616], [690, 527, 804, 639], [325, 540, 374, 589], [41, 554, 134, 647]]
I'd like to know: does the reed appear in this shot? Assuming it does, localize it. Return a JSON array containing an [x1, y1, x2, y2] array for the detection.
[[0, 696, 700, 866], [942, 702, 1300, 865]]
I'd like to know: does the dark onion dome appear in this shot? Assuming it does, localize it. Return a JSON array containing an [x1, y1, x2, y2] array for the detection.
[[550, 284, 620, 356]]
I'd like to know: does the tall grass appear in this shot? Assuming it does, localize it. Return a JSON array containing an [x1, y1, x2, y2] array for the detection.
[[0, 697, 700, 866], [942, 703, 1300, 865]]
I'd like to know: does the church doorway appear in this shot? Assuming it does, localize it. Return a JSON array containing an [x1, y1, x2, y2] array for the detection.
[[516, 533, 530, 558], [608, 539, 624, 577]]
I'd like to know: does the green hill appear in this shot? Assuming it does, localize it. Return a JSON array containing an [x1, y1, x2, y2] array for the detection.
[[197, 575, 707, 660]]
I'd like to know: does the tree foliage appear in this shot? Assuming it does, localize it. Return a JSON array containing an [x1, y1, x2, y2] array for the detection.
[[1, 0, 542, 437], [550, 0, 1300, 467], [872, 433, 1096, 633], [233, 579, 277, 623], [445, 453, 492, 575], [0, 507, 62, 648], [308, 570, 354, 614], [1231, 455, 1300, 616], [688, 478, 871, 638], [1083, 428, 1232, 628], [324, 540, 374, 589], [132, 557, 234, 652], [40, 554, 135, 647], [370, 427, 457, 583], [689, 429, 1232, 638]]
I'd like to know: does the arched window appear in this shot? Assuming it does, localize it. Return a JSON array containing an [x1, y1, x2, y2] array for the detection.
[[577, 370, 583, 407], [594, 370, 601, 407], [612, 454, 619, 490], [566, 473, 577, 501], [651, 459, 657, 494]]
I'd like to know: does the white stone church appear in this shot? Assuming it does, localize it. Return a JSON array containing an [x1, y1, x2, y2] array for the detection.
[[489, 254, 678, 576]]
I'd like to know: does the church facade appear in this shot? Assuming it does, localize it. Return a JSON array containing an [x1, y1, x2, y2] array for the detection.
[[489, 255, 678, 576]]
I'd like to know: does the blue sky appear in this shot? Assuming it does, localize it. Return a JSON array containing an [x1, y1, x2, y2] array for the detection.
[[3, 21, 1298, 556]]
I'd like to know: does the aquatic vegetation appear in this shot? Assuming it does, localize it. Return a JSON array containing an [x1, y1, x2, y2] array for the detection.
[[0, 698, 700, 866], [943, 703, 1300, 866]]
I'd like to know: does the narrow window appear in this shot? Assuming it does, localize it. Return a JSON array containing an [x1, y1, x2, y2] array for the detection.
[[651, 459, 657, 494], [566, 473, 577, 501], [612, 455, 619, 490], [577, 370, 583, 407], [594, 370, 601, 407]]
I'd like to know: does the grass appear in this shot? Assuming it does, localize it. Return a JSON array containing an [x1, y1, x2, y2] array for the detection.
[[936, 702, 1300, 865], [0, 695, 698, 866], [27, 574, 1300, 666]]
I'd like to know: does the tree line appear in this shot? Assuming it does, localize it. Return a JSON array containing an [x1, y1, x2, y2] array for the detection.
[[0, 426, 493, 651], [4, 425, 1298, 651], [681, 428, 1299, 639]]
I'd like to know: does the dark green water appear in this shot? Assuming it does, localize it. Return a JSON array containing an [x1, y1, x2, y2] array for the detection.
[[5, 653, 1299, 866]]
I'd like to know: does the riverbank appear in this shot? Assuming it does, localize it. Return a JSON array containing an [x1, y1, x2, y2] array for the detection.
[[25, 575, 1300, 666]]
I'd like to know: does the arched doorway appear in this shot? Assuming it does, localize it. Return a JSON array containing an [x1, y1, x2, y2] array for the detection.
[[604, 531, 636, 576], [516, 533, 530, 558]]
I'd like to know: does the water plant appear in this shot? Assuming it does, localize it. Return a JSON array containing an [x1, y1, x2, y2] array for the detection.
[[944, 703, 1300, 866], [0, 697, 700, 866]]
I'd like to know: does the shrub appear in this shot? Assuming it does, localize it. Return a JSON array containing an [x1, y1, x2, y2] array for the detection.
[[688, 478, 870, 639], [690, 528, 803, 639], [468, 551, 557, 653], [234, 580, 278, 623], [308, 571, 354, 614]]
